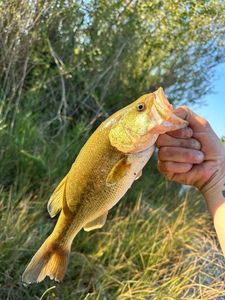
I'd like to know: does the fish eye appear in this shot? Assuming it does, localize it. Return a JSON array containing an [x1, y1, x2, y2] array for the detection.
[[137, 103, 146, 112]]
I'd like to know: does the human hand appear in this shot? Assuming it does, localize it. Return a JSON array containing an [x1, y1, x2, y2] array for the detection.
[[156, 106, 225, 195], [156, 106, 225, 255]]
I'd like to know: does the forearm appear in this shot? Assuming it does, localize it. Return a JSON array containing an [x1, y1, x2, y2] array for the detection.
[[202, 173, 225, 254]]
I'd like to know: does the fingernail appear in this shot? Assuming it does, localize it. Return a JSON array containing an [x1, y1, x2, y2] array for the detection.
[[186, 127, 193, 138], [196, 151, 204, 162], [193, 140, 201, 150]]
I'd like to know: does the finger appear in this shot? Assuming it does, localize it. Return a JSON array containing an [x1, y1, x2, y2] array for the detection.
[[158, 160, 193, 174], [156, 134, 201, 150], [167, 127, 193, 139], [173, 106, 211, 132], [158, 147, 204, 164]]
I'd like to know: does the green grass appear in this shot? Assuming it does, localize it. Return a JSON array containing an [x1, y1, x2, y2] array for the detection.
[[1, 102, 224, 299], [1, 180, 225, 300]]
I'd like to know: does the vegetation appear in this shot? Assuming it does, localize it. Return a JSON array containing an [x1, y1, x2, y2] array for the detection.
[[222, 137, 225, 146], [1, 1, 225, 299]]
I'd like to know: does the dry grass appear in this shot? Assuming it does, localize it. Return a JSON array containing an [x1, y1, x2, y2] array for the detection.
[[1, 186, 225, 300]]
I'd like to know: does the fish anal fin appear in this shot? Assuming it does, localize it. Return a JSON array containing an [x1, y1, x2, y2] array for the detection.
[[106, 157, 131, 186], [84, 212, 108, 232], [47, 175, 67, 218]]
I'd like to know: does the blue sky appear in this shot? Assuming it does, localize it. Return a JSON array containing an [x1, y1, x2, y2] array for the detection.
[[190, 63, 225, 138]]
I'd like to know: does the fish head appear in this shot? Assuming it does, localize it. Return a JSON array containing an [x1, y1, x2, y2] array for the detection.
[[109, 87, 188, 153]]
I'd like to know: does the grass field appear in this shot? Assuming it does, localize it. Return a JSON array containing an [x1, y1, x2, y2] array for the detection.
[[1, 171, 225, 300]]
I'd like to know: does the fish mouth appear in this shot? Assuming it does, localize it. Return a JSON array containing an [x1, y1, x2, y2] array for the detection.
[[150, 87, 188, 133]]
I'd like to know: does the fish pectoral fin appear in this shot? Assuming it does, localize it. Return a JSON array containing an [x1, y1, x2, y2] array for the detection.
[[47, 175, 68, 218], [106, 157, 131, 186], [135, 170, 142, 181], [83, 212, 108, 232]]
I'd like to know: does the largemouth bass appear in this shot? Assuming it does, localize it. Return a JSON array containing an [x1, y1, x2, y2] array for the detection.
[[22, 88, 187, 283]]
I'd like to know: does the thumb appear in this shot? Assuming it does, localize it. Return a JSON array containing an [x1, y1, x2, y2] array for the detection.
[[173, 106, 210, 132]]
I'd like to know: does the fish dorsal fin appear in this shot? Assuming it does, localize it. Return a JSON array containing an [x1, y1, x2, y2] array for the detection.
[[106, 156, 131, 186], [83, 212, 108, 232], [47, 175, 68, 218]]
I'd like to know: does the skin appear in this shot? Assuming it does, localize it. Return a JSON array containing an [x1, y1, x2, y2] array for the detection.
[[156, 106, 225, 254], [22, 88, 187, 283]]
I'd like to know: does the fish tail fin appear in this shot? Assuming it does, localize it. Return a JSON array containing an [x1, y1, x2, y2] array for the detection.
[[22, 236, 71, 284]]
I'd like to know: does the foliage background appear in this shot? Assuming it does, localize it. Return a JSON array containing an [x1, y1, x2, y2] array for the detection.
[[0, 0, 225, 299]]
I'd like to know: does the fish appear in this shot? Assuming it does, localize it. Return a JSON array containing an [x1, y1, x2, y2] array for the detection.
[[22, 87, 188, 284]]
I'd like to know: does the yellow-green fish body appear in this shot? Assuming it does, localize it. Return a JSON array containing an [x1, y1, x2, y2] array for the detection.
[[22, 88, 188, 283]]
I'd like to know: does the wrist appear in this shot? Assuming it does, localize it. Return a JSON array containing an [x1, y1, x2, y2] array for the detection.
[[202, 170, 225, 217], [202, 171, 225, 256]]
